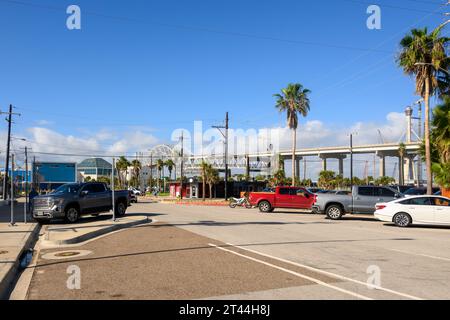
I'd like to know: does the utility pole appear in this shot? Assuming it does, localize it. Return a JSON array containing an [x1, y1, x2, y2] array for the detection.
[[180, 132, 184, 200], [1, 105, 21, 200], [150, 152, 153, 191], [10, 154, 15, 226], [350, 134, 354, 190], [23, 146, 30, 221], [212, 112, 229, 200]]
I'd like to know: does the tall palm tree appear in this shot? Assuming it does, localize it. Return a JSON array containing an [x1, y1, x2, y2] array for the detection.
[[432, 96, 450, 163], [131, 159, 142, 187], [206, 164, 219, 199], [200, 160, 209, 201], [116, 156, 130, 188], [274, 83, 311, 186], [398, 143, 406, 185], [165, 159, 175, 180], [156, 159, 164, 190], [398, 26, 449, 194]]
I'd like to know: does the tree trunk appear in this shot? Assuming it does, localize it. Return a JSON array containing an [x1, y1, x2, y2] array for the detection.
[[399, 156, 404, 185], [202, 178, 206, 201], [292, 128, 297, 187], [209, 184, 213, 199], [424, 78, 433, 195]]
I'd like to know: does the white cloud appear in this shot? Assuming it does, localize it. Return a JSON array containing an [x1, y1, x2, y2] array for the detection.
[[0, 112, 411, 180], [34, 120, 54, 126], [0, 127, 160, 164]]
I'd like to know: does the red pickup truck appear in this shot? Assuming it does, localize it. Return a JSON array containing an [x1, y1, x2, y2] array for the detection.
[[249, 186, 316, 213]]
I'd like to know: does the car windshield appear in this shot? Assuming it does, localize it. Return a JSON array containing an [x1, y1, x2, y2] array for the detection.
[[51, 184, 81, 195]]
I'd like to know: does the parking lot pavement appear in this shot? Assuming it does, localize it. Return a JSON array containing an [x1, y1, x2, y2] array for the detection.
[[26, 223, 354, 300], [18, 201, 450, 300]]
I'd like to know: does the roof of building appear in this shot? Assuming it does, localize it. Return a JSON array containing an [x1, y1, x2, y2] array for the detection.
[[78, 158, 112, 169]]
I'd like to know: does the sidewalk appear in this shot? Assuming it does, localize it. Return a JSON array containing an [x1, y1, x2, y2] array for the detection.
[[0, 200, 40, 299]]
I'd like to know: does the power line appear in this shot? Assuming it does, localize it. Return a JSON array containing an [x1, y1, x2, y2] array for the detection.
[[0, 0, 395, 54]]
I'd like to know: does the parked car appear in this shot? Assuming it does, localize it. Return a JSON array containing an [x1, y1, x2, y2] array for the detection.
[[307, 188, 323, 194], [129, 190, 138, 203], [389, 185, 414, 194], [128, 187, 142, 196], [249, 186, 316, 213], [375, 195, 450, 227], [32, 182, 131, 224], [403, 187, 441, 197], [312, 185, 401, 220], [335, 190, 351, 195]]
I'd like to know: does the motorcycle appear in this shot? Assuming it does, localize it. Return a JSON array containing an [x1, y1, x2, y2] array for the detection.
[[229, 197, 252, 209]]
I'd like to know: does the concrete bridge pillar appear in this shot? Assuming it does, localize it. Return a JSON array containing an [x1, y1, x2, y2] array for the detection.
[[295, 158, 302, 180], [322, 158, 327, 171], [379, 156, 386, 177], [338, 158, 344, 177]]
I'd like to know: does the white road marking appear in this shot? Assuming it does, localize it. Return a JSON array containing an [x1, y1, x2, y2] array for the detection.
[[225, 242, 423, 300], [208, 243, 373, 300], [389, 248, 450, 262]]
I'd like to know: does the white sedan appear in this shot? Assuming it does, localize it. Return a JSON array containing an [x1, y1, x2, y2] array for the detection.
[[374, 195, 450, 227]]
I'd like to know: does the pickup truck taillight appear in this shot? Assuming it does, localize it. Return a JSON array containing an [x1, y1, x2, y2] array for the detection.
[[375, 204, 386, 210]]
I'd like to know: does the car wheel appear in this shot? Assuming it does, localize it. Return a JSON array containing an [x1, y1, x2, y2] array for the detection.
[[258, 201, 272, 213], [65, 207, 80, 224], [115, 202, 127, 217], [326, 205, 343, 220], [393, 212, 412, 228]]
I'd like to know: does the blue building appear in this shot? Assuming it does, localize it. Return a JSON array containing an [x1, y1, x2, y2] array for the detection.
[[32, 162, 77, 190]]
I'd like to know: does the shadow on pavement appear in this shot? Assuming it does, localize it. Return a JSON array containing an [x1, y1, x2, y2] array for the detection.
[[383, 223, 450, 230], [40, 213, 165, 228], [34, 232, 416, 269]]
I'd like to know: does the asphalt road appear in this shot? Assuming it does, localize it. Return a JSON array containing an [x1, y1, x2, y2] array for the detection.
[[19, 200, 450, 300]]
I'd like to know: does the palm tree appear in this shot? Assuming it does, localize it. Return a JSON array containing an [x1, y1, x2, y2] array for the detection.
[[432, 96, 450, 163], [156, 159, 164, 190], [398, 26, 449, 194], [131, 159, 142, 188], [398, 143, 406, 185], [116, 156, 130, 188], [206, 164, 219, 199], [165, 159, 175, 180], [200, 160, 209, 201], [431, 96, 450, 197], [274, 83, 311, 186]]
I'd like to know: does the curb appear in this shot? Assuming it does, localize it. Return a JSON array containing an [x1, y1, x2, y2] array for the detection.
[[41, 217, 152, 246], [0, 223, 40, 300]]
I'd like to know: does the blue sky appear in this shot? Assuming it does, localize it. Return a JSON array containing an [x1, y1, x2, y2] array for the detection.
[[0, 0, 447, 159]]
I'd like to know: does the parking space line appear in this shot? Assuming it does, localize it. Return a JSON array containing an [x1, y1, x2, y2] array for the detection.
[[389, 248, 450, 262], [225, 242, 423, 300], [208, 243, 373, 300]]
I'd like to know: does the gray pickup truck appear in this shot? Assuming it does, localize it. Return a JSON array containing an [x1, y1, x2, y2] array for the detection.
[[311, 185, 402, 220], [32, 182, 131, 223]]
